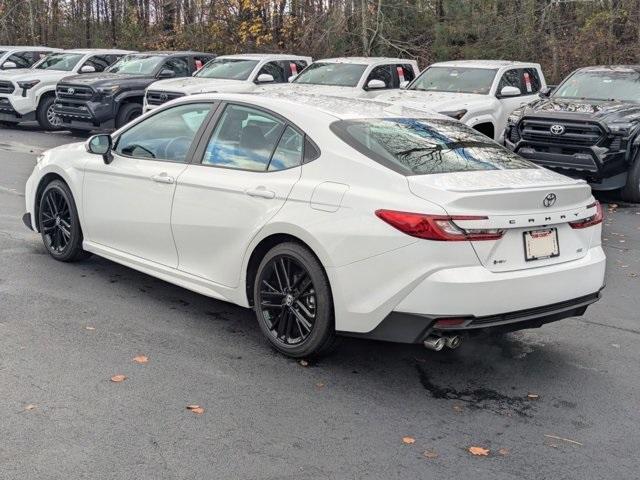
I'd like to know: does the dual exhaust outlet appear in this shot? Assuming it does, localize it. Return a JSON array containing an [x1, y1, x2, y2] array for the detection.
[[423, 334, 462, 351]]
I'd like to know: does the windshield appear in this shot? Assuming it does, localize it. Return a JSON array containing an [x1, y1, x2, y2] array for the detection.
[[331, 118, 535, 175], [35, 53, 84, 71], [107, 55, 164, 75], [409, 67, 497, 94], [293, 62, 367, 87], [553, 70, 640, 103], [195, 58, 259, 80]]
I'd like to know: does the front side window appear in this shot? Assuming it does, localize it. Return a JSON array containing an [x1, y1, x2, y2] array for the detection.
[[81, 55, 112, 73], [293, 62, 368, 87], [497, 69, 521, 95], [115, 103, 212, 162], [553, 69, 640, 103], [4, 52, 37, 69], [162, 57, 190, 77], [107, 55, 165, 75], [365, 65, 394, 89], [35, 53, 84, 71], [409, 67, 497, 95], [195, 59, 259, 80], [203, 104, 288, 171], [330, 117, 535, 176], [256, 62, 286, 83]]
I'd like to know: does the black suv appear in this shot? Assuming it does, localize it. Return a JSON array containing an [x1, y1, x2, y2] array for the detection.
[[53, 51, 215, 132], [505, 66, 640, 202]]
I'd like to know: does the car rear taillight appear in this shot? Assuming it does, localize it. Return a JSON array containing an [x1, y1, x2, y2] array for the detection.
[[569, 201, 603, 229], [375, 209, 505, 241]]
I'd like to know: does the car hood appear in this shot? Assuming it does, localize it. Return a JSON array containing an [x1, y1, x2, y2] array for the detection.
[[0, 69, 70, 83], [522, 97, 640, 123], [258, 83, 363, 97], [149, 76, 254, 94], [376, 89, 491, 113], [60, 72, 155, 88]]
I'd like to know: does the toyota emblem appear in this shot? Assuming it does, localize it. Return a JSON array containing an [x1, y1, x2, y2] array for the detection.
[[160, 93, 168, 101], [550, 124, 565, 135], [67, 88, 75, 95], [543, 193, 557, 208]]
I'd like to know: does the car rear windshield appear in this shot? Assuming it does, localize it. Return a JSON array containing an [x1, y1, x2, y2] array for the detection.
[[330, 118, 535, 176], [195, 58, 259, 80], [553, 70, 640, 103], [107, 55, 164, 75], [35, 53, 83, 71], [409, 67, 497, 94], [293, 63, 367, 87]]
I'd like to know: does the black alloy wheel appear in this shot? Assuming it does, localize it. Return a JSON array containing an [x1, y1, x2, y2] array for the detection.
[[254, 242, 337, 358], [38, 180, 90, 262]]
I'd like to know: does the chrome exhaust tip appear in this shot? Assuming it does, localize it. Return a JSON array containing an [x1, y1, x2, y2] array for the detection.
[[423, 335, 446, 351], [444, 335, 462, 349]]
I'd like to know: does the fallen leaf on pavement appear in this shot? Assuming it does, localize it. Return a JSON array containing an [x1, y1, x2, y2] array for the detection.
[[186, 405, 204, 414], [315, 382, 325, 388], [527, 393, 540, 400], [24, 404, 37, 411], [402, 436, 415, 445], [423, 450, 438, 459], [299, 360, 309, 367], [133, 355, 148, 364], [468, 446, 490, 456], [85, 326, 95, 330], [630, 273, 638, 278], [110, 374, 127, 383], [498, 448, 510, 456], [453, 404, 463, 412]]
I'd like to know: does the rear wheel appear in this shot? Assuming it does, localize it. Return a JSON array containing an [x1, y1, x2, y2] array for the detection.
[[36, 95, 62, 130], [38, 180, 90, 262], [115, 102, 142, 129], [620, 155, 640, 203], [253, 242, 337, 358]]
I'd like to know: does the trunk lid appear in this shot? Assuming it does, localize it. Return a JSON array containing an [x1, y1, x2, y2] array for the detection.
[[408, 168, 598, 272]]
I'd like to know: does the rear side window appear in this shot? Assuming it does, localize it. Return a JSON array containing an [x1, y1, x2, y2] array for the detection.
[[521, 68, 541, 94], [396, 64, 416, 85], [288, 60, 307, 77], [330, 118, 535, 176], [269, 126, 303, 171]]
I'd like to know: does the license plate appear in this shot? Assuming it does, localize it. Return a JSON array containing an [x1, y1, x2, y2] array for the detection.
[[523, 228, 559, 261]]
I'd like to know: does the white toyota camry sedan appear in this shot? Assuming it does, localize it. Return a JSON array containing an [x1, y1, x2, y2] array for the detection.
[[23, 92, 606, 358]]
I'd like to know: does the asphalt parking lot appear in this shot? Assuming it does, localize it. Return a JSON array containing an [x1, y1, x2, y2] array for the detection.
[[1, 125, 639, 480]]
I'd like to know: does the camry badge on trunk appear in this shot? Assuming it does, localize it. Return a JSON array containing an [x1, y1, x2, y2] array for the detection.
[[543, 193, 557, 207], [550, 124, 565, 135]]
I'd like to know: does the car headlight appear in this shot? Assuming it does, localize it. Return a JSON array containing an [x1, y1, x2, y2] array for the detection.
[[608, 122, 636, 136], [507, 109, 524, 126], [17, 80, 40, 90], [439, 109, 467, 120], [98, 86, 120, 96]]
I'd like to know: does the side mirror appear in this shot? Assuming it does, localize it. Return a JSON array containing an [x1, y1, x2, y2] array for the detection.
[[79, 65, 96, 74], [256, 73, 275, 83], [86, 134, 113, 164], [399, 80, 410, 89], [366, 79, 387, 90], [158, 69, 176, 79], [499, 85, 521, 97], [288, 74, 298, 83], [539, 86, 554, 98], [2, 61, 17, 69]]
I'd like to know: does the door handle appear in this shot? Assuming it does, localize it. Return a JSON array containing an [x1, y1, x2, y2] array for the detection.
[[151, 173, 175, 184], [246, 187, 276, 199]]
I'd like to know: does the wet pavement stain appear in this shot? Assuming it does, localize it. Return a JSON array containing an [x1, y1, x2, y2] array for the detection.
[[416, 365, 534, 417]]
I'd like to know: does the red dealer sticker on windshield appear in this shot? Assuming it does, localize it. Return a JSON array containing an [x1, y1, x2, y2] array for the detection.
[[523, 72, 532, 92], [397, 66, 405, 83], [195, 59, 203, 70], [290, 63, 298, 76]]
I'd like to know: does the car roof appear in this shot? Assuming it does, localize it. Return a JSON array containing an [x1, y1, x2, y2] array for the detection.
[[576, 65, 640, 73], [137, 51, 214, 56], [65, 49, 135, 55], [181, 91, 440, 121], [216, 53, 311, 61], [315, 57, 416, 65], [0, 46, 61, 51], [431, 59, 541, 69]]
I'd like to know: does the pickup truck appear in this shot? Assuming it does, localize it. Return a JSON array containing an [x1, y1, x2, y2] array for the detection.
[[0, 45, 60, 70], [376, 60, 547, 142], [505, 65, 640, 202], [53, 51, 215, 132], [144, 53, 312, 112], [0, 49, 130, 130]]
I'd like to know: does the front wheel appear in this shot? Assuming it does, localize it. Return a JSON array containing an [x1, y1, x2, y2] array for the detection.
[[38, 180, 91, 262], [115, 102, 142, 129], [620, 156, 640, 203], [253, 242, 337, 358], [36, 95, 62, 130]]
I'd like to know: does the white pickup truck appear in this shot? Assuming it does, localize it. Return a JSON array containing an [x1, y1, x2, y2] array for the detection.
[[143, 54, 312, 112], [0, 48, 132, 130], [0, 46, 60, 70], [261, 57, 420, 98], [376, 60, 546, 142]]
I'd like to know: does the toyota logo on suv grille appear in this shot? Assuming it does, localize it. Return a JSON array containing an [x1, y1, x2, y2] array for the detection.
[[543, 193, 557, 207], [550, 124, 565, 135]]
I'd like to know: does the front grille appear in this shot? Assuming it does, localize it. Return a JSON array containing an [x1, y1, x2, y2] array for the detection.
[[56, 84, 95, 100], [146, 90, 185, 106], [0, 80, 15, 94], [520, 118, 604, 146]]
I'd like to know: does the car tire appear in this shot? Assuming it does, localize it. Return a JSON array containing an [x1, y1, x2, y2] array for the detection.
[[115, 102, 142, 129], [36, 95, 62, 130], [38, 179, 91, 262], [253, 242, 338, 359], [621, 154, 640, 203]]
